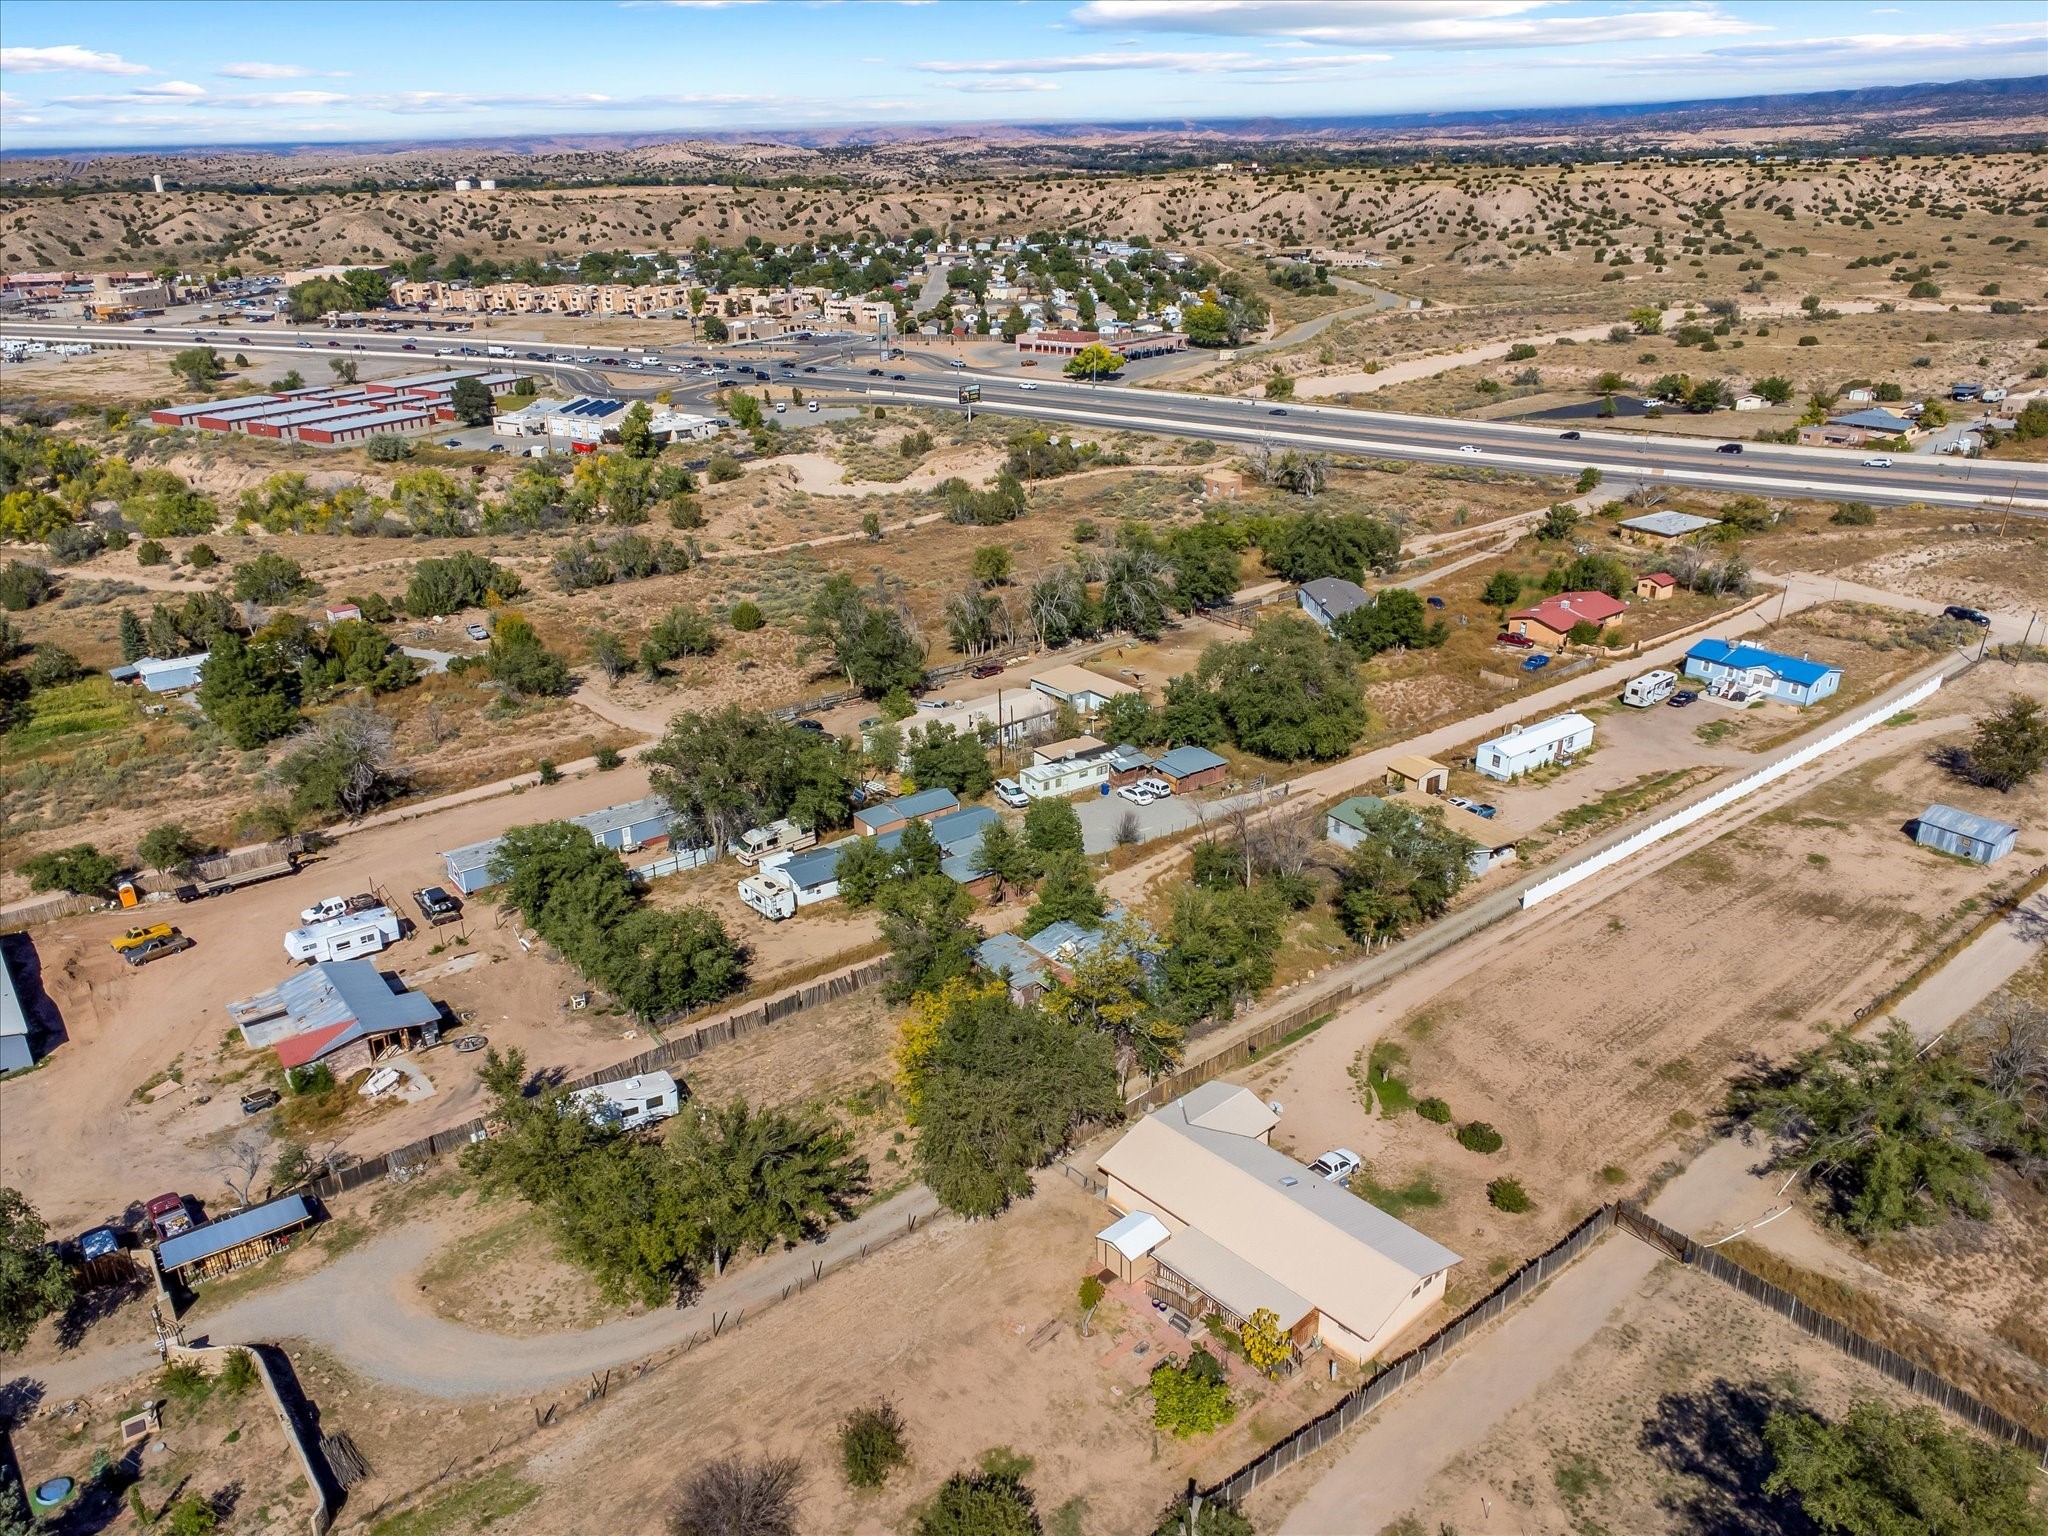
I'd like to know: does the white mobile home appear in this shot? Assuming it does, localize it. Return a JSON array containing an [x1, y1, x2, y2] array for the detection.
[[283, 906, 402, 964], [1475, 713, 1595, 781], [570, 1071, 681, 1130]]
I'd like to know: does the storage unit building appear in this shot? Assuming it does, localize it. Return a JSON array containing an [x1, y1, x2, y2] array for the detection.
[[1151, 745, 1229, 795], [1683, 639, 1842, 706], [1475, 713, 1595, 781], [1914, 804, 2019, 865], [853, 787, 960, 839], [295, 408, 435, 445], [0, 944, 32, 1075]]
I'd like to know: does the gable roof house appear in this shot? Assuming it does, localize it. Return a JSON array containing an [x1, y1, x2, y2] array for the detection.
[[1096, 1083, 1461, 1363], [1503, 591, 1627, 648], [1683, 639, 1842, 706]]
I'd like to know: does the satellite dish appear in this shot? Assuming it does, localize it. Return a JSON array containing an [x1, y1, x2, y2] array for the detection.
[[1268, 1099, 1284, 1117]]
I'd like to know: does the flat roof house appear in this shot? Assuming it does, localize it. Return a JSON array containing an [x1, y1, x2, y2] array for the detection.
[[1914, 804, 2019, 865], [1030, 666, 1137, 715], [1297, 577, 1371, 632], [1476, 712, 1595, 781], [1503, 591, 1627, 648], [1096, 1083, 1461, 1364], [227, 959, 441, 1074], [1021, 736, 1115, 800], [1617, 510, 1722, 543], [889, 689, 1058, 759], [1683, 639, 1842, 706]]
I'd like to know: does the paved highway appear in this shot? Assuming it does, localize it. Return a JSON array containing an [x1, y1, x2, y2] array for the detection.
[[9, 317, 2045, 511]]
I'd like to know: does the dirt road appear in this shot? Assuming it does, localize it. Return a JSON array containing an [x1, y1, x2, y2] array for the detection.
[[22, 1184, 940, 1402]]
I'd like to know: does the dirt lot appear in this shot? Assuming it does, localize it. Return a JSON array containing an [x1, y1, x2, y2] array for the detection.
[[1229, 661, 2048, 1303], [1256, 1250, 1954, 1536]]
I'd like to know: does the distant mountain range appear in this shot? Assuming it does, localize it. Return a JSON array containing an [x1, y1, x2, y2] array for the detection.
[[3, 74, 2040, 177]]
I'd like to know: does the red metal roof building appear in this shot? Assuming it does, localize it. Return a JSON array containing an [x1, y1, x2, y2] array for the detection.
[[1504, 590, 1629, 648]]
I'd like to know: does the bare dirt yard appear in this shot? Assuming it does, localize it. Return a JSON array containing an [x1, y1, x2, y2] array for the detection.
[[1252, 1250, 1961, 1536]]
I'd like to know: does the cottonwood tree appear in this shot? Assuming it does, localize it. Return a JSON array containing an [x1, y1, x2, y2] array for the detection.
[[1200, 616, 1367, 762], [878, 874, 979, 1003], [1042, 916, 1177, 1088], [0, 1187, 75, 1352], [668, 1099, 866, 1279], [644, 705, 854, 853], [277, 705, 402, 821], [806, 574, 925, 695], [1334, 801, 1476, 945], [1764, 1400, 2046, 1536]]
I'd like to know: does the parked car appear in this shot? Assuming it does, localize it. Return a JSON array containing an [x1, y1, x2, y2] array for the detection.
[[1307, 1149, 1361, 1185], [1715, 442, 1744, 454], [111, 922, 175, 955], [124, 933, 193, 966], [466, 622, 490, 641], [995, 778, 1029, 809], [145, 1193, 195, 1243], [1667, 689, 1699, 708], [1425, 595, 1446, 609], [412, 886, 463, 926], [301, 893, 376, 925], [1132, 778, 1172, 799], [1943, 604, 1992, 627], [1446, 796, 1498, 819], [240, 1088, 281, 1115], [441, 438, 463, 449], [970, 661, 1005, 679], [1117, 783, 1161, 805], [1522, 654, 1551, 672], [793, 718, 826, 733], [1496, 631, 1535, 648]]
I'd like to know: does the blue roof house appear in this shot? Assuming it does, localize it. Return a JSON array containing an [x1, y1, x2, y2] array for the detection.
[[1683, 639, 1841, 706]]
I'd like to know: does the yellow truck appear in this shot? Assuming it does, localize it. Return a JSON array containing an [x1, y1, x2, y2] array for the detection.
[[110, 922, 175, 955]]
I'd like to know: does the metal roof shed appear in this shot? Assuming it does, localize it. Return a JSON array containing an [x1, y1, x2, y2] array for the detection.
[[440, 837, 505, 893], [158, 1195, 316, 1280], [1914, 804, 2019, 865]]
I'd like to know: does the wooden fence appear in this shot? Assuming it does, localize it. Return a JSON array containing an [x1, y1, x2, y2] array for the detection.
[[303, 959, 889, 1199], [1197, 1206, 1619, 1505], [1197, 1201, 2048, 1507], [1612, 1205, 2048, 1463]]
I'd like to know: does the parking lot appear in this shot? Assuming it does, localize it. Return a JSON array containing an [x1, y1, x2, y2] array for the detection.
[[1075, 780, 1283, 855]]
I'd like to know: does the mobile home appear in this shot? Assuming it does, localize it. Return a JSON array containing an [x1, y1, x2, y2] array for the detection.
[[570, 1071, 682, 1129], [1475, 713, 1595, 781], [283, 906, 402, 964]]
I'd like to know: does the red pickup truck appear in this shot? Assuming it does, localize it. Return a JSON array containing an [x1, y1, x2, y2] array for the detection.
[[145, 1192, 194, 1243]]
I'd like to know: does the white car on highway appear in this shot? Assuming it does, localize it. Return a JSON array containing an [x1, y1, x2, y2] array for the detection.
[[1862, 456, 1894, 468], [1457, 444, 1481, 454], [1018, 381, 1039, 390]]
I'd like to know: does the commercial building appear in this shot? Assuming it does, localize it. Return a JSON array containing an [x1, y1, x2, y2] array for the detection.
[[1015, 328, 1187, 361], [1682, 639, 1842, 706], [493, 397, 570, 437], [1503, 591, 1628, 648], [1030, 665, 1137, 715], [545, 397, 629, 444], [1297, 577, 1371, 632], [1913, 804, 2019, 865], [228, 959, 442, 1074], [1095, 1084, 1461, 1365], [648, 409, 722, 443], [1475, 712, 1596, 780], [148, 368, 520, 446], [1617, 511, 1722, 543]]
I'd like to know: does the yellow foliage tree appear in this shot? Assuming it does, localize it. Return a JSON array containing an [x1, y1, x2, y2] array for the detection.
[[1239, 1306, 1291, 1378], [893, 974, 1000, 1122]]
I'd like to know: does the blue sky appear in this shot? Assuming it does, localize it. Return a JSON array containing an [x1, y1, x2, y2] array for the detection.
[[1, 1, 2042, 151]]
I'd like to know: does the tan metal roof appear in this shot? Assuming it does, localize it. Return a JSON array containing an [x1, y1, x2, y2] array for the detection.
[[1031, 664, 1138, 701], [1153, 1228, 1313, 1329], [1388, 755, 1448, 782], [1098, 1085, 1460, 1345]]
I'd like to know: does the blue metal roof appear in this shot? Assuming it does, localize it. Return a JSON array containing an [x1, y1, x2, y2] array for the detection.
[[875, 804, 996, 856], [860, 787, 959, 825], [1153, 745, 1228, 779], [159, 1195, 314, 1273], [1918, 804, 2019, 845], [569, 796, 674, 840], [1830, 408, 1915, 433], [778, 841, 845, 890], [1685, 639, 1840, 688], [975, 931, 1048, 989]]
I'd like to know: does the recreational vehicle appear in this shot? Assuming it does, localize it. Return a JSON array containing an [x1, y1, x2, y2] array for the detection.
[[284, 906, 402, 964], [1621, 669, 1678, 708], [570, 1071, 682, 1130]]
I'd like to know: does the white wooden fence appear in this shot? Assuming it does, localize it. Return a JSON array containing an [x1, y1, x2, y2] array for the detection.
[[1520, 667, 1951, 910]]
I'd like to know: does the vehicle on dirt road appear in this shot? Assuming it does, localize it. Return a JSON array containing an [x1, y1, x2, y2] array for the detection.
[[1667, 689, 1699, 708], [412, 887, 463, 925], [1943, 604, 1992, 627]]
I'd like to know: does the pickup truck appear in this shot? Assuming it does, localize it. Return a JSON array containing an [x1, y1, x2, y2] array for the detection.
[[111, 922, 175, 955], [300, 893, 379, 925], [145, 1192, 195, 1244], [412, 886, 463, 925]]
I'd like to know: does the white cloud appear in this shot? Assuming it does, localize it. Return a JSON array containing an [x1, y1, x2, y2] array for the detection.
[[1067, 1, 1763, 50], [940, 76, 1063, 93], [226, 90, 352, 109], [0, 44, 151, 75], [216, 62, 316, 79], [1604, 23, 2047, 76], [917, 48, 1390, 76]]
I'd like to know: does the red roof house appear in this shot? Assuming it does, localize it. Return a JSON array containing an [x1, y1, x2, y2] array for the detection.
[[1505, 590, 1629, 647]]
